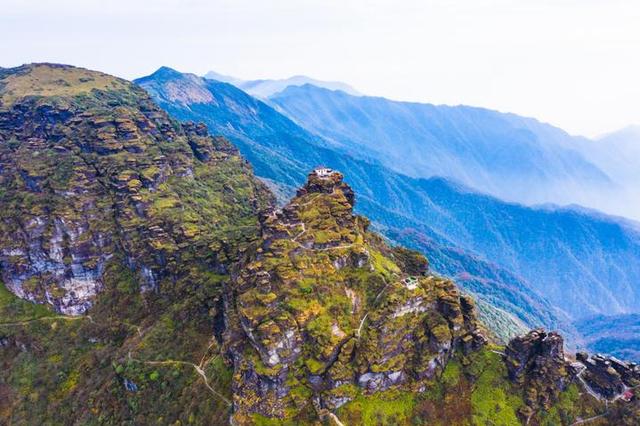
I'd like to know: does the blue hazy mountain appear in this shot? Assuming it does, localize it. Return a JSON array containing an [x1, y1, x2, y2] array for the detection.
[[573, 125, 640, 220], [574, 314, 640, 361], [267, 84, 629, 217], [135, 68, 640, 354], [203, 70, 361, 99]]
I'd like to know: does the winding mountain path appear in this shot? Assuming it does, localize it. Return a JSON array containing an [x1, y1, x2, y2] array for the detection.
[[127, 353, 232, 407], [571, 413, 607, 425], [575, 365, 605, 402], [1, 307, 232, 408]]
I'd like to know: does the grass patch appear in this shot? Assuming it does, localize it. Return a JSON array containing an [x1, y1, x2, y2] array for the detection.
[[0, 280, 53, 323], [338, 389, 416, 425], [469, 349, 524, 425]]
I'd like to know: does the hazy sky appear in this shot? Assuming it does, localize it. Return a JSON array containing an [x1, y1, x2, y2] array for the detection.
[[2, 0, 639, 136]]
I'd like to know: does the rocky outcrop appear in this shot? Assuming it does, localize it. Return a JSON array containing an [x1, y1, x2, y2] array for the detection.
[[224, 168, 485, 423], [576, 352, 640, 399], [0, 63, 272, 314], [505, 329, 569, 418], [4, 64, 640, 425], [505, 329, 640, 422]]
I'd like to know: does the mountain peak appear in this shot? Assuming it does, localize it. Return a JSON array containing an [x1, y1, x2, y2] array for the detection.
[[0, 62, 271, 314], [149, 65, 183, 79], [136, 67, 216, 105], [203, 69, 243, 85], [225, 168, 485, 422], [0, 63, 130, 106], [202, 69, 361, 98], [295, 167, 355, 205]]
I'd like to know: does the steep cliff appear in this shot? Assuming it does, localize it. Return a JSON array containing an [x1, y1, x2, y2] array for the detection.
[[0, 63, 272, 424], [0, 63, 272, 314], [136, 68, 640, 360], [222, 170, 640, 425], [224, 169, 485, 423]]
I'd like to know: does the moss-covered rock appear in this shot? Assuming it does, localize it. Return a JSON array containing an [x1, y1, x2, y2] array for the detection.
[[0, 63, 272, 424], [0, 63, 272, 314], [2, 64, 638, 426], [224, 168, 486, 422]]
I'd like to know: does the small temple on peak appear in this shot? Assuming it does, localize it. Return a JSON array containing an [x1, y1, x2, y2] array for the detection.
[[297, 167, 355, 206], [312, 166, 335, 178]]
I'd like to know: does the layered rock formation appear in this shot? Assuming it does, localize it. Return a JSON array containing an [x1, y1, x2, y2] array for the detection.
[[0, 63, 274, 425], [575, 352, 640, 399], [224, 169, 485, 423], [504, 329, 640, 423], [505, 329, 570, 419], [0, 63, 271, 314]]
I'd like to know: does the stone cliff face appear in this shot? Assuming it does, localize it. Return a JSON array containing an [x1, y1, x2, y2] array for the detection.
[[505, 329, 569, 419], [224, 169, 485, 423], [504, 329, 640, 424], [0, 64, 272, 314], [575, 352, 640, 400]]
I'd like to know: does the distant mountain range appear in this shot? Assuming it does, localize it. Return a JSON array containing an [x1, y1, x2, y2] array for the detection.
[[575, 125, 640, 220], [136, 67, 640, 359], [269, 84, 640, 218], [575, 313, 640, 361], [203, 69, 361, 98]]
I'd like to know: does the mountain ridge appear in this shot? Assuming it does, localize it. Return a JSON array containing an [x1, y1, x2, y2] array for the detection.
[[268, 84, 619, 213], [0, 62, 273, 424], [203, 70, 361, 98]]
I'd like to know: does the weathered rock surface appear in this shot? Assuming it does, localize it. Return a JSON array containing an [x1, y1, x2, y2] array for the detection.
[[224, 169, 485, 422], [2, 63, 640, 425], [505, 329, 569, 418], [0, 63, 272, 314], [576, 352, 640, 399], [504, 329, 640, 423]]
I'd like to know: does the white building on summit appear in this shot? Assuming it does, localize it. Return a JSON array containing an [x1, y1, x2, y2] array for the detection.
[[314, 167, 334, 178]]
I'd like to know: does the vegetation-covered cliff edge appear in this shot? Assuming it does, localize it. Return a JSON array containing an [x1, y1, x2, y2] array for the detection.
[[0, 63, 272, 424]]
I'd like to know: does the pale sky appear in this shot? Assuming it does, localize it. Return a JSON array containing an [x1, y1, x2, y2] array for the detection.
[[2, 0, 639, 137]]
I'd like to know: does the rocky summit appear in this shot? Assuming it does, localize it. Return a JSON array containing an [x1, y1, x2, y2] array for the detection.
[[1, 64, 640, 425], [224, 168, 485, 423], [0, 63, 272, 315], [0, 63, 272, 424]]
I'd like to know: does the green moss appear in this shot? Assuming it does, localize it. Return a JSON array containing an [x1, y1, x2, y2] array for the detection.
[[0, 63, 270, 426], [304, 357, 325, 374], [338, 389, 416, 426], [370, 249, 400, 279], [141, 165, 161, 181], [441, 359, 462, 387], [54, 370, 81, 400], [469, 349, 524, 425], [252, 414, 294, 426]]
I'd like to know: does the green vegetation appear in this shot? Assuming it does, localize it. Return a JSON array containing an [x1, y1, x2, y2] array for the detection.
[[227, 171, 492, 423], [538, 384, 607, 426], [0, 64, 130, 105], [474, 296, 529, 343], [0, 63, 631, 426], [0, 280, 52, 322], [469, 349, 524, 425], [338, 389, 416, 425], [0, 63, 268, 424]]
